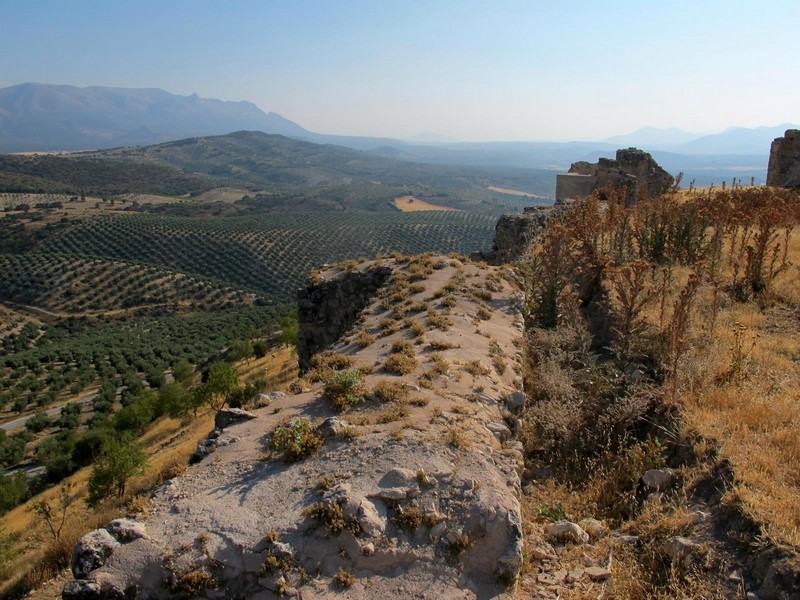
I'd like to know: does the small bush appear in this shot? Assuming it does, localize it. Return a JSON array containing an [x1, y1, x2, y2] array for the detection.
[[426, 313, 452, 331], [448, 532, 472, 555], [429, 339, 458, 351], [446, 427, 469, 449], [394, 505, 424, 530], [441, 295, 457, 308], [334, 567, 355, 588], [313, 477, 335, 494], [355, 330, 376, 348], [383, 354, 418, 375], [390, 340, 415, 357], [376, 405, 410, 423], [475, 306, 492, 320], [378, 318, 401, 336], [323, 369, 366, 411], [372, 380, 409, 402], [463, 360, 490, 377], [312, 352, 354, 371], [270, 419, 323, 462], [408, 302, 428, 313], [406, 319, 426, 338], [303, 501, 360, 535], [492, 355, 507, 375]]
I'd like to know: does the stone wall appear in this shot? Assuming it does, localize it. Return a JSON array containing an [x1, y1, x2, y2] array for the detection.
[[555, 173, 597, 202], [767, 129, 800, 189], [556, 148, 673, 204], [297, 265, 393, 372]]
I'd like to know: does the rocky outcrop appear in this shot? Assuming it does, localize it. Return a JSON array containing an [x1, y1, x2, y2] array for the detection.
[[556, 148, 674, 204], [297, 265, 392, 372], [66, 256, 527, 599], [490, 206, 552, 263], [64, 520, 162, 599], [767, 129, 800, 189]]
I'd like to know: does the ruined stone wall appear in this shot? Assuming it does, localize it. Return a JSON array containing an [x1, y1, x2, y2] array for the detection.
[[557, 148, 673, 204], [297, 266, 393, 371], [555, 173, 597, 202], [767, 129, 800, 189]]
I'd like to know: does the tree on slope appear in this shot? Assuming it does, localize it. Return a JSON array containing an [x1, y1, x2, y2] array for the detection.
[[86, 433, 146, 506]]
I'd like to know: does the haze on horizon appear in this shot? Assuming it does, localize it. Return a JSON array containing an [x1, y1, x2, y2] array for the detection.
[[1, 0, 797, 143]]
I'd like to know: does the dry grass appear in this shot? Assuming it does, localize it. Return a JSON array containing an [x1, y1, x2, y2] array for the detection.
[[520, 187, 800, 596], [371, 379, 409, 403], [383, 353, 419, 376]]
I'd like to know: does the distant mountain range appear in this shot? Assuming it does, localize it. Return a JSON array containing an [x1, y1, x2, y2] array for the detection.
[[602, 124, 798, 155], [0, 83, 795, 187]]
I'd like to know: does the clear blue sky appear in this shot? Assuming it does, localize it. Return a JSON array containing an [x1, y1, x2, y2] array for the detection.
[[1, 0, 797, 141]]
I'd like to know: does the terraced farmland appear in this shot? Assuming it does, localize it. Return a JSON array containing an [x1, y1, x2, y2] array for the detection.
[[35, 210, 498, 300], [0, 254, 254, 314]]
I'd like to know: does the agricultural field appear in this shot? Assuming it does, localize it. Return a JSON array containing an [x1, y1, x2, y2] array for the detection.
[[0, 254, 255, 314], [392, 195, 457, 212], [12, 210, 498, 301]]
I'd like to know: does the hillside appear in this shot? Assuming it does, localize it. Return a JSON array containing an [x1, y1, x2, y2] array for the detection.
[[0, 154, 222, 196], [80, 130, 554, 196]]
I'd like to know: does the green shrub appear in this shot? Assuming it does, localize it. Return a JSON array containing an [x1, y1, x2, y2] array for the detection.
[[323, 370, 366, 412], [270, 418, 323, 462]]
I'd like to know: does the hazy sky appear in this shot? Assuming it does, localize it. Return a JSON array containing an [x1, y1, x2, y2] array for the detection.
[[1, 0, 798, 141]]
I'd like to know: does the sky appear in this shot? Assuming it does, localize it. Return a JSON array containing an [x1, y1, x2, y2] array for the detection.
[[1, 0, 798, 142]]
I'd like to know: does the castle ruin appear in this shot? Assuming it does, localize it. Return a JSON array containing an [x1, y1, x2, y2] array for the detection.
[[555, 148, 674, 204]]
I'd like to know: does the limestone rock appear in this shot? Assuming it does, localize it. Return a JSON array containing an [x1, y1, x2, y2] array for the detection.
[[506, 391, 525, 413], [105, 518, 148, 543], [358, 498, 387, 537], [578, 518, 607, 541], [254, 391, 285, 408], [190, 438, 218, 464], [61, 579, 101, 599], [662, 536, 701, 569], [316, 416, 350, 439], [214, 407, 257, 430], [379, 468, 419, 489], [71, 529, 120, 579], [297, 265, 393, 372], [486, 422, 512, 443], [527, 541, 557, 561], [585, 566, 612, 581], [495, 538, 523, 582], [543, 520, 590, 545], [641, 468, 676, 493], [289, 381, 309, 394]]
